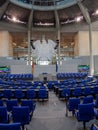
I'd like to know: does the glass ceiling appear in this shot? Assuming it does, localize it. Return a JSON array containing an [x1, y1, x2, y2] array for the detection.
[[11, 0, 82, 11]]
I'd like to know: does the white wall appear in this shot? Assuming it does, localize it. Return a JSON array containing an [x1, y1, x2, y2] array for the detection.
[[34, 65, 56, 77], [11, 65, 32, 74]]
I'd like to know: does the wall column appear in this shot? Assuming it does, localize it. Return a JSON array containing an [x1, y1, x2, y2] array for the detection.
[[89, 23, 94, 76], [27, 30, 31, 65], [0, 31, 13, 57]]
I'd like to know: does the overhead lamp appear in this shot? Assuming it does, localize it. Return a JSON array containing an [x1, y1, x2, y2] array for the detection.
[[75, 16, 82, 22], [95, 10, 98, 15], [12, 17, 17, 22]]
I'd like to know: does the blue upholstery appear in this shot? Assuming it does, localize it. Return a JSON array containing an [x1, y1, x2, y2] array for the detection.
[[72, 88, 82, 97], [38, 89, 48, 100], [61, 88, 71, 98], [0, 100, 3, 106], [21, 100, 36, 113], [94, 96, 98, 108], [0, 106, 8, 123], [6, 100, 18, 112], [26, 89, 36, 99], [0, 123, 21, 130], [75, 103, 94, 130], [83, 96, 94, 104], [14, 90, 24, 99], [4, 89, 14, 99], [66, 98, 80, 116], [82, 87, 92, 96], [12, 106, 30, 126], [91, 124, 98, 130]]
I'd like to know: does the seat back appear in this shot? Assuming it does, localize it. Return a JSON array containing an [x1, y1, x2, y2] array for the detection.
[[78, 103, 94, 121], [73, 88, 82, 97], [83, 87, 91, 96], [38, 89, 48, 99], [67, 98, 80, 111], [0, 123, 21, 130], [61, 88, 71, 98], [26, 89, 36, 99], [21, 100, 35, 112], [0, 106, 8, 123], [4, 89, 13, 99], [6, 100, 18, 112], [14, 90, 24, 99], [83, 96, 93, 104], [12, 106, 30, 125]]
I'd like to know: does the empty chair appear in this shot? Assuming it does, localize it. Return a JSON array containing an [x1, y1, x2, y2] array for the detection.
[[0, 100, 3, 106], [91, 124, 98, 130], [83, 96, 94, 104], [0, 106, 8, 123], [75, 103, 94, 130], [26, 89, 36, 99], [14, 90, 24, 99], [38, 89, 48, 100], [82, 87, 92, 96], [12, 106, 30, 130], [66, 98, 80, 116], [94, 96, 98, 108], [61, 88, 71, 99], [72, 87, 82, 97], [6, 100, 18, 112], [0, 123, 21, 130], [21, 100, 36, 119], [93, 86, 98, 96], [3, 89, 14, 99]]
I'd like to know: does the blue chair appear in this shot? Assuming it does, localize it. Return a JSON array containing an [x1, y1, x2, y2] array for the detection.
[[3, 89, 14, 99], [0, 123, 21, 130], [91, 124, 98, 130], [82, 87, 92, 96], [83, 96, 94, 104], [38, 89, 48, 100], [66, 98, 80, 116], [93, 86, 98, 96], [26, 89, 36, 99], [0, 106, 8, 123], [12, 106, 30, 130], [72, 87, 82, 97], [14, 90, 24, 99], [94, 96, 98, 108], [75, 103, 94, 130], [61, 88, 71, 99], [6, 100, 18, 112], [0, 100, 3, 106], [21, 100, 36, 119]]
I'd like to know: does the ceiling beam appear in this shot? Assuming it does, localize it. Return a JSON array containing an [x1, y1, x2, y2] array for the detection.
[[0, 0, 10, 20], [77, 1, 91, 24]]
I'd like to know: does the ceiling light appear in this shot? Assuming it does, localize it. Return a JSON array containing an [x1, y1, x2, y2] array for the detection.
[[12, 17, 17, 22], [95, 10, 98, 15], [76, 16, 82, 22]]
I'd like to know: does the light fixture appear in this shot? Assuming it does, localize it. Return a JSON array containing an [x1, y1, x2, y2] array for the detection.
[[75, 16, 82, 22], [95, 10, 98, 15], [12, 17, 17, 22]]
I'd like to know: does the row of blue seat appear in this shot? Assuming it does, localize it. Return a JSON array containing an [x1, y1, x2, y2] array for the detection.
[[57, 72, 88, 79], [0, 122, 97, 130], [58, 86, 98, 99], [0, 89, 48, 100], [66, 97, 98, 130]]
